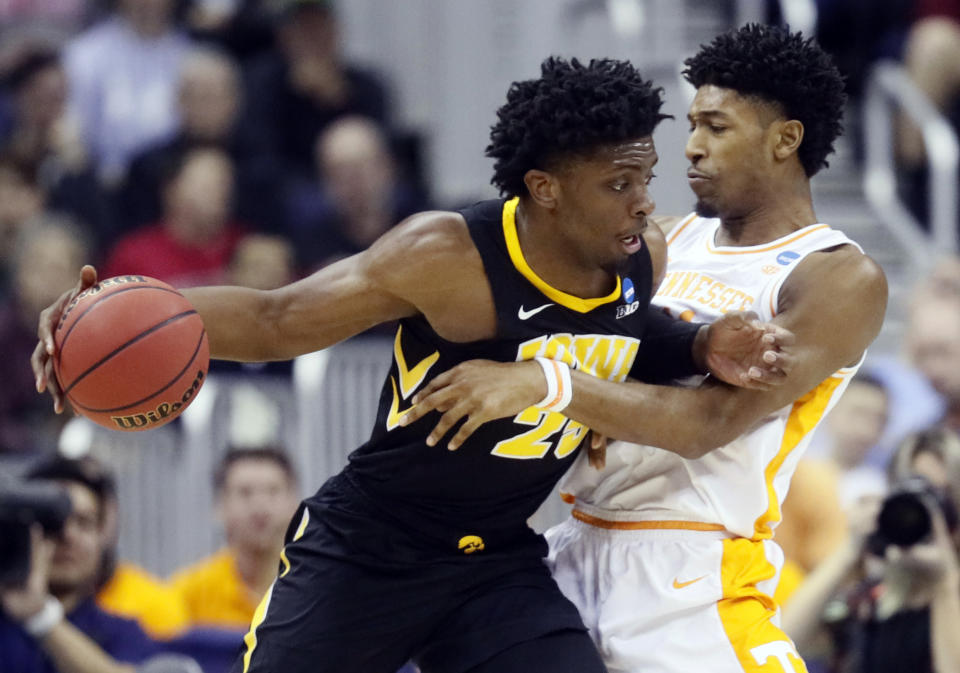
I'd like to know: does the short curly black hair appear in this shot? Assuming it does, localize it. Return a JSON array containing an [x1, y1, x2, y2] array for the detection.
[[682, 23, 846, 177], [487, 57, 670, 197]]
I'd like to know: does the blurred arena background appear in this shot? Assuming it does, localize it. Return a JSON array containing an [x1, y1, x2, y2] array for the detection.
[[1, 1, 958, 671]]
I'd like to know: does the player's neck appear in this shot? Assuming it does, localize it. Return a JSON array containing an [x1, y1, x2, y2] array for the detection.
[[515, 200, 618, 299], [715, 185, 817, 247]]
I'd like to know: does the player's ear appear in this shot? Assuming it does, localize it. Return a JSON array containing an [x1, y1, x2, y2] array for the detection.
[[772, 119, 804, 161], [523, 169, 560, 209]]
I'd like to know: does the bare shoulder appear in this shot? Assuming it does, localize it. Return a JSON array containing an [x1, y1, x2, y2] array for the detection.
[[363, 210, 480, 283], [779, 243, 888, 366], [362, 209, 496, 341], [782, 244, 887, 309]]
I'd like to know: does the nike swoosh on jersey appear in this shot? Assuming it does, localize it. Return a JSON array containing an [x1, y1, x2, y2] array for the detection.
[[518, 303, 554, 320], [672, 575, 707, 589]]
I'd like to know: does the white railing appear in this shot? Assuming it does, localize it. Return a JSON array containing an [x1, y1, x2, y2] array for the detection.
[[863, 61, 959, 268]]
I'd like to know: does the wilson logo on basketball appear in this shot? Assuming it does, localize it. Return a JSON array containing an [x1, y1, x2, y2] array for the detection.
[[110, 369, 205, 430], [58, 275, 148, 332]]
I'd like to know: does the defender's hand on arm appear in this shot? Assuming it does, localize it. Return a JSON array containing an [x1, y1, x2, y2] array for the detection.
[[404, 360, 546, 450], [697, 310, 795, 390], [31, 265, 98, 413]]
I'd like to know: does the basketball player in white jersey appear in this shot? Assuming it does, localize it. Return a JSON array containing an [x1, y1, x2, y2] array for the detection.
[[403, 24, 887, 673]]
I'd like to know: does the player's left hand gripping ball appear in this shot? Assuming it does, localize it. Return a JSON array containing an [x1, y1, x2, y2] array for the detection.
[[53, 276, 209, 431]]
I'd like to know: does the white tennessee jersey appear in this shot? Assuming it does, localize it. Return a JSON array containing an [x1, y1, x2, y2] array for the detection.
[[559, 213, 865, 539]]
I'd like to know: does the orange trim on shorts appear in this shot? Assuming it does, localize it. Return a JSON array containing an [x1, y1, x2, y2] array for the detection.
[[572, 509, 726, 531], [559, 492, 575, 504]]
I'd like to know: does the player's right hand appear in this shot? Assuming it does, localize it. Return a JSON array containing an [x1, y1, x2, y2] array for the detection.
[[32, 265, 98, 413]]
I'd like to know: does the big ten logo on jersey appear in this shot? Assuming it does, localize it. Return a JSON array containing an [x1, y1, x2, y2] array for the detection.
[[616, 277, 640, 319], [655, 270, 755, 314], [492, 333, 640, 460]]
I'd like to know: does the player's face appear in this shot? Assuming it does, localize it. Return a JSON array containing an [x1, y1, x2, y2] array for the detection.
[[219, 460, 299, 554], [685, 85, 780, 219], [48, 482, 104, 594], [553, 138, 658, 271]]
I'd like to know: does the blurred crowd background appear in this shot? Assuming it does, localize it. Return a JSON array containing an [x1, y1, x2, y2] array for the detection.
[[1, 1, 960, 672]]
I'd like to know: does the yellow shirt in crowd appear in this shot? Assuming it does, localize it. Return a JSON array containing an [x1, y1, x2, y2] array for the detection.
[[97, 561, 191, 639], [169, 549, 262, 631]]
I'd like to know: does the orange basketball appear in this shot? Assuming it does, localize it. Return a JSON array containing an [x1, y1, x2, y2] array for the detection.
[[53, 275, 210, 431]]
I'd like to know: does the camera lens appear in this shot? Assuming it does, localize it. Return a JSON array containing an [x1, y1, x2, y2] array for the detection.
[[877, 491, 932, 547]]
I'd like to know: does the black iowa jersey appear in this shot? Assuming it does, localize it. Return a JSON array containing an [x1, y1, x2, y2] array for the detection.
[[339, 197, 658, 558]]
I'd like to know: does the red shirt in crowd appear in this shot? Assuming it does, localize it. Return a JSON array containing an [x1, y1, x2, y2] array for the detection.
[[102, 222, 245, 288]]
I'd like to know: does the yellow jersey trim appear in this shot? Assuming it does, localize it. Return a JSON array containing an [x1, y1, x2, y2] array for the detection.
[[501, 197, 622, 313], [752, 375, 846, 539]]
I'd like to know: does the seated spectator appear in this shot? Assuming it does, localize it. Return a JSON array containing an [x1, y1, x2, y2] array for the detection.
[[0, 0, 92, 37], [286, 116, 426, 271], [245, 0, 392, 178], [0, 44, 113, 246], [228, 233, 296, 290], [0, 454, 165, 673], [170, 447, 299, 631], [103, 148, 245, 287], [783, 427, 960, 673], [184, 0, 275, 63], [87, 450, 191, 640], [121, 46, 281, 237], [0, 155, 45, 272], [64, 0, 193, 185], [904, 289, 960, 434], [894, 0, 960, 227], [0, 215, 89, 454]]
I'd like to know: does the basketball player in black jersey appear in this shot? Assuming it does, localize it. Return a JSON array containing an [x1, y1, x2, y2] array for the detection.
[[33, 58, 791, 673]]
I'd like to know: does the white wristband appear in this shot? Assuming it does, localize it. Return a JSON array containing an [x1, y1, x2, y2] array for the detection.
[[534, 357, 573, 413], [23, 596, 64, 638]]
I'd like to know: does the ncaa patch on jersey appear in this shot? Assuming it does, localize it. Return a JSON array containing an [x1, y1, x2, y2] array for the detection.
[[622, 278, 635, 303], [776, 250, 801, 265]]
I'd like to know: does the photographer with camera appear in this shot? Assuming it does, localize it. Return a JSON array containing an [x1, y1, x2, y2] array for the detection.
[[783, 427, 960, 673], [1, 456, 161, 673]]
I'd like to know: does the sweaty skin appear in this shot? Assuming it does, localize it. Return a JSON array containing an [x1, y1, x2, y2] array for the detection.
[[402, 86, 887, 457], [32, 139, 789, 417]]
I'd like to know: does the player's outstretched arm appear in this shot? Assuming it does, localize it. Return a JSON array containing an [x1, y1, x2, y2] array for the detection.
[[552, 247, 887, 457], [404, 310, 792, 450], [31, 211, 488, 410], [407, 246, 886, 456]]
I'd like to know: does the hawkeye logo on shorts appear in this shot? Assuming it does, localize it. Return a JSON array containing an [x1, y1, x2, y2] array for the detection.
[[458, 535, 485, 554], [617, 277, 640, 319]]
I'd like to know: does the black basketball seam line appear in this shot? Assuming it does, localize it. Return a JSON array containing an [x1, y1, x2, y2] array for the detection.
[[62, 310, 199, 394], [70, 328, 207, 414], [58, 285, 184, 353]]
